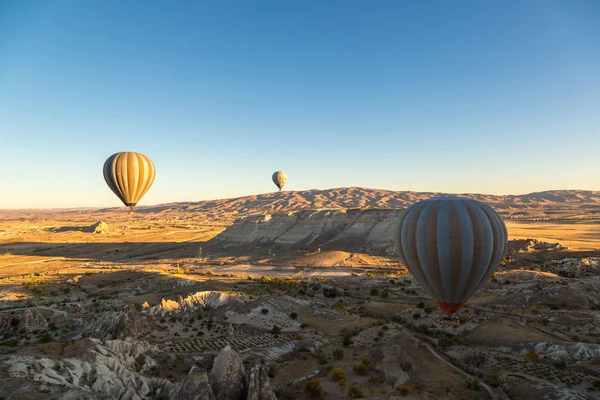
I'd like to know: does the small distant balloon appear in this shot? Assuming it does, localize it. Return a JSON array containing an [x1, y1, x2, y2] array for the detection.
[[103, 152, 156, 214], [395, 197, 507, 316], [272, 171, 288, 191]]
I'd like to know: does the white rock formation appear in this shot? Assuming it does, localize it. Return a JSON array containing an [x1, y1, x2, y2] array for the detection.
[[376, 345, 409, 387], [80, 304, 144, 339], [91, 221, 110, 234], [209, 346, 246, 400], [535, 342, 600, 362], [246, 364, 276, 400], [148, 291, 231, 316], [208, 209, 404, 254], [18, 307, 48, 333], [170, 366, 215, 400], [3, 339, 172, 400]]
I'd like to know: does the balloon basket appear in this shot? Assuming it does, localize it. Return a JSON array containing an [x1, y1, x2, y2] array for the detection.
[[441, 315, 460, 327]]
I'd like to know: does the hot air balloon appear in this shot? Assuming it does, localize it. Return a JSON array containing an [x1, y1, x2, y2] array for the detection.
[[395, 197, 507, 316], [272, 171, 288, 191], [103, 152, 156, 214]]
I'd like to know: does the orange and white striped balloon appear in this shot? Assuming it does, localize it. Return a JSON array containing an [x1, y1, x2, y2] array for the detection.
[[103, 152, 156, 213]]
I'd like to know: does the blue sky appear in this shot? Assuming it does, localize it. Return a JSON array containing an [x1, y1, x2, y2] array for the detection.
[[1, 0, 599, 208]]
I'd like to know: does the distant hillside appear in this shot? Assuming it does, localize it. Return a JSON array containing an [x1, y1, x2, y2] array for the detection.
[[4, 188, 600, 220], [136, 188, 600, 220]]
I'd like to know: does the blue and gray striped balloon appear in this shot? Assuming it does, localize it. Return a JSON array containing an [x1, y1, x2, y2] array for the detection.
[[395, 197, 507, 315]]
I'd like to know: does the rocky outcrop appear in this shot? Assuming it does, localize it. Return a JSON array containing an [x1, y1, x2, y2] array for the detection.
[[148, 291, 231, 316], [375, 345, 409, 388], [97, 339, 160, 373], [508, 238, 567, 253], [535, 342, 600, 362], [91, 221, 110, 234], [18, 307, 48, 333], [208, 209, 403, 254], [170, 367, 215, 400], [246, 364, 276, 400], [546, 257, 600, 278], [3, 339, 172, 400], [80, 304, 144, 340], [210, 346, 246, 400]]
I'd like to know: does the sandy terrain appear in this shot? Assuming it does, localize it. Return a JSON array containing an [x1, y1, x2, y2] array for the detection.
[[0, 188, 599, 400]]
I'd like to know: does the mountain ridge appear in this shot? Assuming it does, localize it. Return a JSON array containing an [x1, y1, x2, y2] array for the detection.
[[3, 188, 600, 218], [136, 187, 600, 218]]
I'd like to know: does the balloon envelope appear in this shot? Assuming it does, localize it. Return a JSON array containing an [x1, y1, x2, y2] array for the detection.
[[395, 197, 507, 315], [103, 152, 156, 213], [272, 171, 288, 191]]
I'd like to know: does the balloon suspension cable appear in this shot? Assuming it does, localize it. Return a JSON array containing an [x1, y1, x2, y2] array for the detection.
[[128, 205, 135, 215]]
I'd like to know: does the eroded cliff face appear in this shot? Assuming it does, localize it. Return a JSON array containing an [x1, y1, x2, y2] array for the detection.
[[207, 209, 403, 255]]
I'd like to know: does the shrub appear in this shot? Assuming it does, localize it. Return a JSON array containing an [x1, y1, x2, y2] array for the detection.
[[412, 313, 421, 319], [416, 301, 425, 308], [524, 351, 540, 362], [60, 286, 71, 294], [400, 359, 412, 372], [343, 335, 352, 347], [332, 348, 344, 360], [395, 384, 413, 396], [303, 379, 323, 398], [271, 326, 281, 335], [370, 287, 379, 296], [360, 357, 372, 366], [330, 368, 346, 382], [324, 364, 334, 372], [553, 360, 566, 369], [289, 312, 298, 319], [295, 334, 303, 340], [261, 308, 269, 314], [466, 376, 479, 390], [337, 379, 347, 393], [2, 338, 19, 347], [368, 374, 384, 384], [353, 362, 368, 375], [424, 305, 435, 314], [38, 331, 52, 343], [347, 386, 364, 399], [438, 335, 457, 349]]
